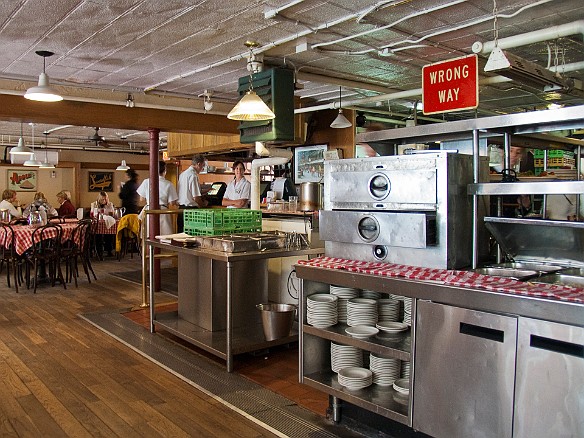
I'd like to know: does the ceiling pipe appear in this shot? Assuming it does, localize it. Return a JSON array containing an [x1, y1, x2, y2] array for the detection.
[[472, 20, 584, 54]]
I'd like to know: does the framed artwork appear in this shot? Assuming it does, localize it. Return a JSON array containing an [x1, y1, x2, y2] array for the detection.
[[88, 171, 114, 192], [294, 144, 328, 184], [7, 169, 37, 192]]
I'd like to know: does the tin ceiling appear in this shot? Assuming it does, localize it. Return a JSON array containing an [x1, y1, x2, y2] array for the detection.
[[0, 0, 583, 151]]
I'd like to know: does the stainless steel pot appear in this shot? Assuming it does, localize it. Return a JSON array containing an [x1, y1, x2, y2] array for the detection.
[[299, 182, 322, 211]]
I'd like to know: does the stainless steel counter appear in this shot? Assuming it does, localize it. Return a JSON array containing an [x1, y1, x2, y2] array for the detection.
[[295, 264, 583, 327], [147, 240, 324, 372]]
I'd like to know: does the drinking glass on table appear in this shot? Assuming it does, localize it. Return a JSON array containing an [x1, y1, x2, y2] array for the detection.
[[288, 196, 298, 212]]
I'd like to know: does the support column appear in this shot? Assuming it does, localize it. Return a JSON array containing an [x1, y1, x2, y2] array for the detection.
[[148, 128, 161, 291]]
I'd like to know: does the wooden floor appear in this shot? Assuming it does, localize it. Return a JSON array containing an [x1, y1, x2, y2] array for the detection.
[[0, 256, 281, 437]]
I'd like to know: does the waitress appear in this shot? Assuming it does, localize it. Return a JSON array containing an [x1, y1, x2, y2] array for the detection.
[[222, 161, 251, 208]]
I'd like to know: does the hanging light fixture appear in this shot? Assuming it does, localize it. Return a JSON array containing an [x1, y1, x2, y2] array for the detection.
[[23, 123, 42, 166], [24, 51, 63, 102], [39, 132, 55, 169], [9, 122, 34, 155], [227, 42, 275, 121], [116, 160, 130, 171], [330, 86, 352, 129], [126, 93, 135, 108]]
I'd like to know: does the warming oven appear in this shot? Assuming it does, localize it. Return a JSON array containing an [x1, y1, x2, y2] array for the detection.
[[320, 151, 486, 269]]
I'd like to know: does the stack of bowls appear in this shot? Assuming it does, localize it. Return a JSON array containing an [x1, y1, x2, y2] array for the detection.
[[306, 294, 338, 328], [330, 285, 359, 323], [393, 378, 410, 395], [361, 289, 382, 300], [338, 367, 373, 390], [401, 360, 411, 379], [331, 342, 363, 373], [347, 298, 378, 327], [402, 297, 412, 325]]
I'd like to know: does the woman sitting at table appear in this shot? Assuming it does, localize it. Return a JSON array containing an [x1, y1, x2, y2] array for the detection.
[[90, 191, 115, 215], [0, 189, 22, 218], [23, 192, 58, 219], [56, 190, 76, 217]]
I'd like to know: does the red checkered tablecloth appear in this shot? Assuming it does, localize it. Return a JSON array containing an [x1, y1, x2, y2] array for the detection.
[[94, 219, 119, 235], [0, 223, 79, 255], [298, 257, 584, 303]]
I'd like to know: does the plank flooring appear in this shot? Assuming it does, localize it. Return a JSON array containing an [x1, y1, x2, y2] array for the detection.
[[0, 256, 280, 437]]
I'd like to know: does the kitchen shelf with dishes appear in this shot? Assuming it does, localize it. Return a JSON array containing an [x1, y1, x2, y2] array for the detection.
[[300, 279, 414, 425]]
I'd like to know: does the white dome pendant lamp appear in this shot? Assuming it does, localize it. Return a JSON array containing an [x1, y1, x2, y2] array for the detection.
[[330, 86, 352, 129], [24, 51, 63, 102]]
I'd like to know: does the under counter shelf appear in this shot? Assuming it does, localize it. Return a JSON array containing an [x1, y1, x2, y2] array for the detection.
[[302, 370, 409, 424], [468, 180, 584, 196], [303, 324, 411, 361]]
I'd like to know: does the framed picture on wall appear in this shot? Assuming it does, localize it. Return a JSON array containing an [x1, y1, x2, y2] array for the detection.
[[294, 144, 328, 184], [88, 171, 114, 192], [7, 169, 37, 192]]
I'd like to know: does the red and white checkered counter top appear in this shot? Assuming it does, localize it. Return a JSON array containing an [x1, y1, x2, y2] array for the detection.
[[298, 257, 584, 304]]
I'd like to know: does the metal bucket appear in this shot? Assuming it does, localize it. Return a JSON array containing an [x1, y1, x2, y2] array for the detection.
[[256, 303, 296, 341], [299, 182, 322, 211]]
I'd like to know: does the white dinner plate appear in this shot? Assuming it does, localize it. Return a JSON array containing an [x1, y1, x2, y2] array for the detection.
[[345, 325, 379, 339]]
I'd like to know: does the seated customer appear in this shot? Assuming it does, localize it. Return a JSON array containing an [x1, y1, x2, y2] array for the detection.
[[222, 161, 251, 209], [56, 190, 76, 217], [0, 189, 22, 218], [91, 191, 115, 215], [23, 192, 58, 218]]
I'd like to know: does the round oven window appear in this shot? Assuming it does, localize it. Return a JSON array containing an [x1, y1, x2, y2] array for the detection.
[[368, 173, 391, 200], [357, 216, 380, 242]]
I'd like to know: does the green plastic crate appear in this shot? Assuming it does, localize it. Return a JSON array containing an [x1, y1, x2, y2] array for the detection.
[[183, 209, 262, 237], [184, 224, 262, 237]]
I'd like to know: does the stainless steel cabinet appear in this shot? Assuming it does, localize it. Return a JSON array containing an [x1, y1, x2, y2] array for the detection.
[[514, 317, 584, 438], [413, 300, 518, 438]]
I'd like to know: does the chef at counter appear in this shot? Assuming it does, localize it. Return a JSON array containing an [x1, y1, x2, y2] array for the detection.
[[222, 160, 251, 209]]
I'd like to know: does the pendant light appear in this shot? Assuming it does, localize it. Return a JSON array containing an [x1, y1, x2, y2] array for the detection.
[[330, 86, 352, 129], [9, 122, 34, 155], [24, 51, 63, 102], [227, 42, 275, 121], [23, 123, 42, 166], [116, 160, 130, 171], [39, 133, 55, 169]]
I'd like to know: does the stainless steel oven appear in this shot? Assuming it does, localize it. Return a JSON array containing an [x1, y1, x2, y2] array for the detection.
[[320, 152, 486, 269]]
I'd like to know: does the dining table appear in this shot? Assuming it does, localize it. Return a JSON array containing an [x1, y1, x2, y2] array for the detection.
[[0, 221, 79, 255]]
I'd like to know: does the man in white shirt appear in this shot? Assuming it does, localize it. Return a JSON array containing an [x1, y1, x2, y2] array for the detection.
[[177, 154, 208, 231], [137, 161, 178, 236]]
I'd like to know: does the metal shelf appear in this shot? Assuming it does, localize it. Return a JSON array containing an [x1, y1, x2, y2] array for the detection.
[[303, 370, 409, 424], [303, 324, 411, 361], [468, 180, 584, 195]]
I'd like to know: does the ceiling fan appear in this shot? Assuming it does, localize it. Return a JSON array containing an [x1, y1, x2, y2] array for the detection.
[[89, 127, 130, 148]]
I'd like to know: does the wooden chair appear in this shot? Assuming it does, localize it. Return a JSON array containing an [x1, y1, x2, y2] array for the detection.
[[24, 224, 66, 293], [62, 219, 96, 286], [0, 224, 23, 292]]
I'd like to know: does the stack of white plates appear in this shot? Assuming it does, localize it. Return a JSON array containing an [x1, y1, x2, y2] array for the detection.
[[393, 378, 410, 395], [347, 298, 378, 327], [338, 367, 373, 390], [330, 285, 359, 323], [376, 321, 409, 334], [401, 361, 411, 379], [388, 294, 405, 320], [361, 289, 382, 300], [369, 353, 401, 386], [307, 294, 338, 328], [345, 325, 379, 339], [378, 299, 400, 322], [403, 297, 413, 325], [331, 342, 363, 373]]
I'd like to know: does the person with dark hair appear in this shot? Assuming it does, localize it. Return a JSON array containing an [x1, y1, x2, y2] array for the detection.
[[222, 160, 251, 208], [119, 168, 140, 215], [136, 161, 178, 235], [177, 154, 208, 231]]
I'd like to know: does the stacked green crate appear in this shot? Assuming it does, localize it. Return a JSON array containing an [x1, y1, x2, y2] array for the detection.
[[533, 150, 575, 175], [183, 209, 262, 236]]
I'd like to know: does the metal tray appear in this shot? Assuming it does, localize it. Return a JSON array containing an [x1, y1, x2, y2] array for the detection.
[[471, 267, 539, 280], [533, 274, 584, 288], [487, 262, 563, 273]]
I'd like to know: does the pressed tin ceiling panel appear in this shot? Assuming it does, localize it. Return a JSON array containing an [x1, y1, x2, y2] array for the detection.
[[0, 0, 582, 147]]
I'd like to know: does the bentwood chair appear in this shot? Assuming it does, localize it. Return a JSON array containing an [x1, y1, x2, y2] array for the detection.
[[62, 219, 96, 286], [0, 224, 23, 292], [24, 223, 66, 293]]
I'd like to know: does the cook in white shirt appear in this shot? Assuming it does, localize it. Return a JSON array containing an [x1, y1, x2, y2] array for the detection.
[[222, 161, 251, 209]]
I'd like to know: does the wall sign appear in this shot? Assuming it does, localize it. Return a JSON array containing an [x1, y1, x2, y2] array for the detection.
[[7, 169, 37, 192], [88, 171, 114, 192], [422, 54, 478, 115]]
